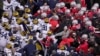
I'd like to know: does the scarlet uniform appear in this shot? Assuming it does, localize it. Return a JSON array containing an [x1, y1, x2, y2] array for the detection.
[[34, 6, 51, 17], [79, 15, 86, 21], [55, 3, 61, 13], [59, 0, 73, 3], [71, 20, 81, 31], [80, 0, 86, 7], [85, 20, 95, 32], [76, 41, 89, 54], [65, 9, 71, 17], [59, 37, 74, 47], [71, 24, 81, 31], [49, 18, 59, 31], [56, 2, 67, 13], [88, 26, 95, 32], [71, 7, 79, 16], [74, 11, 86, 20], [60, 7, 67, 13], [42, 36, 53, 48], [87, 11, 94, 19]]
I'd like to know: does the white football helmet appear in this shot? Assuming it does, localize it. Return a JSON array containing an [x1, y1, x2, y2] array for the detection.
[[70, 1, 76, 7], [72, 20, 78, 25], [41, 12, 47, 18]]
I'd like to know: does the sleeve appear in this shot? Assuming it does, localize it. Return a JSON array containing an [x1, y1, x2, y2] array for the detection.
[[14, 52, 22, 56], [4, 48, 12, 56], [63, 30, 70, 38], [12, 1, 20, 11], [76, 45, 81, 52], [3, 2, 8, 11], [81, 0, 86, 7], [55, 31, 63, 36], [51, 35, 58, 44]]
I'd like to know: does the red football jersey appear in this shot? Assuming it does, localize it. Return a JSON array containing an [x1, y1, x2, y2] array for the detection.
[[59, 0, 73, 3], [81, 0, 86, 7]]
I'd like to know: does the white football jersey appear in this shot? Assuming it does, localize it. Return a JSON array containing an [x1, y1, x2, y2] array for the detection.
[[3, 0, 21, 11], [0, 37, 7, 47], [57, 49, 70, 55], [1, 17, 9, 23], [19, 25, 24, 31], [3, 0, 16, 18], [4, 48, 12, 56], [3, 1, 13, 11], [40, 23, 51, 34], [0, 30, 9, 39], [49, 35, 57, 44], [14, 52, 22, 56], [38, 19, 44, 24], [12, 1, 20, 11], [11, 17, 17, 25], [28, 14, 32, 18], [28, 17, 32, 23], [40, 23, 51, 38], [36, 32, 43, 41], [20, 39, 28, 48], [32, 24, 40, 31]]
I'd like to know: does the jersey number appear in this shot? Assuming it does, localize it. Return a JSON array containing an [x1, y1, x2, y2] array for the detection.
[[42, 25, 47, 30]]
